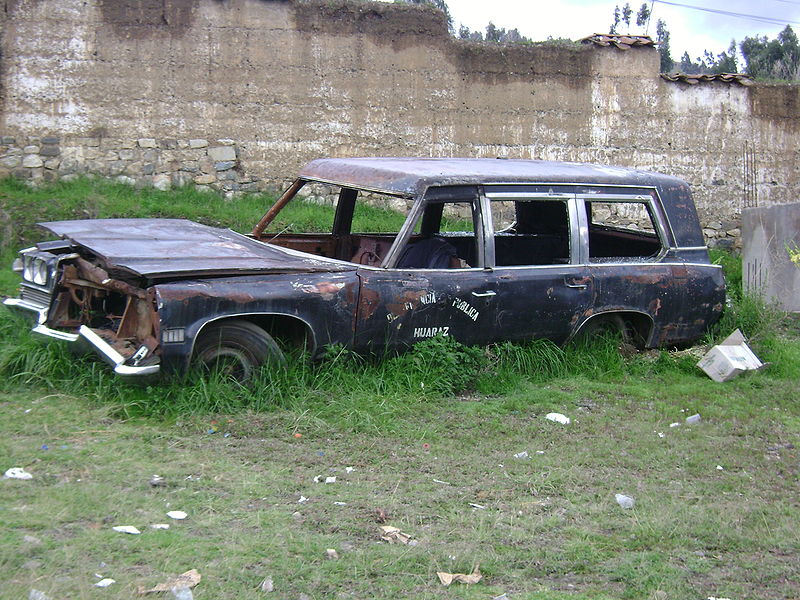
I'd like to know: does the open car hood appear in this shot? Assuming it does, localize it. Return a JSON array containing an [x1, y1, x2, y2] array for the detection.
[[40, 218, 353, 279]]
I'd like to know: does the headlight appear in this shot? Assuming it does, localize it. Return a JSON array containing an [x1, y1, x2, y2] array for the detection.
[[20, 253, 53, 286], [22, 255, 35, 282], [33, 260, 48, 285]]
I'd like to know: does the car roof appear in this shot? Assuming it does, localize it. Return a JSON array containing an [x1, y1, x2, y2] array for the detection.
[[298, 157, 686, 197]]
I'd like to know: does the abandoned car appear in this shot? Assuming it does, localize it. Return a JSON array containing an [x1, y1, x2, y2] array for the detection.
[[4, 158, 725, 379]]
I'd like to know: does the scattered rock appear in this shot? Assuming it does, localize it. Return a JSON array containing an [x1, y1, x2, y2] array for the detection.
[[259, 577, 274, 592], [166, 511, 187, 520], [112, 525, 141, 535], [615, 493, 635, 509], [325, 548, 339, 560]]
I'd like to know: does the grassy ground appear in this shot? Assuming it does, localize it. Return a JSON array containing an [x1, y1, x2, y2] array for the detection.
[[1, 178, 799, 599]]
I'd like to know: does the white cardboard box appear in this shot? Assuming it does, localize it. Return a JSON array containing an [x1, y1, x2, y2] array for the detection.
[[696, 329, 764, 382]]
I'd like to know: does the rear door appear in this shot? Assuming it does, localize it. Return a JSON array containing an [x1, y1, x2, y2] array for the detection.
[[486, 186, 593, 344]]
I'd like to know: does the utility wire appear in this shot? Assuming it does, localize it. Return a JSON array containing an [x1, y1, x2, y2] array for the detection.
[[653, 0, 800, 26]]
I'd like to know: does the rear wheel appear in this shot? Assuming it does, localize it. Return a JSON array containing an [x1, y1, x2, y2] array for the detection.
[[194, 319, 285, 382]]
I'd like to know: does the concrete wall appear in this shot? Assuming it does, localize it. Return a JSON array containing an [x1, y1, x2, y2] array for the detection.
[[743, 203, 800, 311], [2, 0, 799, 247]]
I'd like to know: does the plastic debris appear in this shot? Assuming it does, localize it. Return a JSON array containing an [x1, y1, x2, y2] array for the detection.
[[29, 590, 51, 600], [298, 496, 309, 504], [138, 569, 201, 594], [151, 523, 170, 530], [379, 525, 414, 544], [615, 494, 635, 509], [112, 525, 141, 535], [149, 475, 166, 487], [432, 478, 451, 485], [95, 578, 116, 588], [436, 564, 482, 586], [545, 412, 570, 425], [170, 587, 193, 600], [657, 432, 665, 438], [345, 466, 354, 473], [4, 467, 33, 480], [469, 503, 486, 510], [513, 451, 529, 459], [166, 510, 187, 520], [325, 548, 339, 560], [324, 476, 336, 484], [536, 450, 545, 454], [686, 414, 702, 425], [716, 465, 724, 471], [333, 501, 347, 506], [259, 577, 274, 592], [493, 594, 510, 600], [41, 444, 49, 451], [669, 422, 680, 428]]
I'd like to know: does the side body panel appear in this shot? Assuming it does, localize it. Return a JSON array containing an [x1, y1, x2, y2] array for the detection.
[[154, 271, 360, 373]]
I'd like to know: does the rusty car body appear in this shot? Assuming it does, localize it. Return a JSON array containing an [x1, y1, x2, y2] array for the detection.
[[4, 158, 725, 379]]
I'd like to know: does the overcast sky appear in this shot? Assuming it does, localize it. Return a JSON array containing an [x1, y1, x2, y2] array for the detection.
[[446, 0, 800, 65]]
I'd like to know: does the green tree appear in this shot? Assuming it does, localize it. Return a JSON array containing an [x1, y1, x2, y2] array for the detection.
[[635, 2, 651, 28], [741, 25, 800, 80], [656, 19, 674, 72]]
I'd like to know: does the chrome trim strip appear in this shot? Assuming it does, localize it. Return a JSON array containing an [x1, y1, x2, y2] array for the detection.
[[78, 325, 160, 376], [674, 246, 709, 251], [3, 297, 48, 323], [32, 324, 79, 342]]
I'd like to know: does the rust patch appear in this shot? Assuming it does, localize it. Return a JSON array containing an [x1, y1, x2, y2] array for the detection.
[[649, 297, 662, 316]]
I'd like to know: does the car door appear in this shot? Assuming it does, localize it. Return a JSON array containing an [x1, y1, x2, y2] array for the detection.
[[485, 187, 593, 345], [353, 187, 501, 352]]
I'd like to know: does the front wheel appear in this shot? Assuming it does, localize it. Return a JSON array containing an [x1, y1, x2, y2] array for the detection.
[[194, 320, 285, 382]]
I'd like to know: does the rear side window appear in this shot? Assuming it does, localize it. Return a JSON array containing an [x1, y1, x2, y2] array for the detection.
[[584, 199, 664, 261]]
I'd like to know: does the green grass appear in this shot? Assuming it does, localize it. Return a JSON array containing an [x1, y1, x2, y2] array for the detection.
[[1, 178, 799, 599]]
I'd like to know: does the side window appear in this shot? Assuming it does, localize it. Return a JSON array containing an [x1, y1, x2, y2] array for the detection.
[[585, 200, 663, 261], [394, 199, 478, 269], [492, 199, 571, 266]]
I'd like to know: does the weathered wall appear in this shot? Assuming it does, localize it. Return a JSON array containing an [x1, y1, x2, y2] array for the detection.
[[1, 0, 799, 247]]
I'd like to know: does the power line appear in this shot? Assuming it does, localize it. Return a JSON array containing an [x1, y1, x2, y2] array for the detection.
[[653, 0, 800, 26]]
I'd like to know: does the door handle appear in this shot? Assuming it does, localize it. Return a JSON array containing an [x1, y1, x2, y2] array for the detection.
[[472, 290, 497, 298], [564, 277, 588, 290]]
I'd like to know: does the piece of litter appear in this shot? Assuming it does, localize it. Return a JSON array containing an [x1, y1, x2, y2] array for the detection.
[[95, 574, 103, 579], [24, 408, 32, 413], [324, 476, 336, 484], [345, 466, 354, 473], [325, 548, 339, 560], [95, 578, 116, 588], [170, 587, 193, 600], [166, 510, 187, 520], [112, 525, 141, 535], [333, 501, 347, 506], [686, 414, 702, 425], [4, 467, 33, 480], [151, 523, 170, 530], [513, 451, 529, 459], [716, 465, 724, 471], [313, 475, 321, 483], [469, 503, 486, 510], [536, 450, 545, 454], [137, 569, 201, 594], [545, 412, 570, 425], [379, 525, 414, 545], [493, 594, 510, 600], [615, 494, 635, 509], [149, 475, 166, 487], [40, 444, 49, 451], [259, 577, 274, 592], [436, 564, 482, 586], [29, 590, 51, 600], [669, 422, 680, 428], [658, 432, 665, 438], [697, 328, 764, 382], [432, 478, 451, 485], [298, 496, 309, 504]]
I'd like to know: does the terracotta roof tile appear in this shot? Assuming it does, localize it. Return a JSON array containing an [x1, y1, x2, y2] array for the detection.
[[660, 72, 755, 86], [580, 33, 655, 49]]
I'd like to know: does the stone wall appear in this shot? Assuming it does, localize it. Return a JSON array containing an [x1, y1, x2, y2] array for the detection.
[[1, 0, 799, 247]]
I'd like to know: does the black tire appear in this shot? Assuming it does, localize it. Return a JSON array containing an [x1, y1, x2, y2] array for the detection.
[[194, 319, 285, 382], [575, 314, 630, 345]]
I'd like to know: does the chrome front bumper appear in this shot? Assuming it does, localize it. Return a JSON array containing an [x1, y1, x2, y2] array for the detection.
[[3, 297, 160, 377]]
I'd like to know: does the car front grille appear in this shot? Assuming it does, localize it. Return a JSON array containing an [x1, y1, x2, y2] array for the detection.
[[20, 285, 52, 309]]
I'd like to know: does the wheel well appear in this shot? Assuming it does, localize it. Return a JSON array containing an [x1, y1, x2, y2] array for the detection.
[[577, 311, 653, 347], [237, 314, 315, 352]]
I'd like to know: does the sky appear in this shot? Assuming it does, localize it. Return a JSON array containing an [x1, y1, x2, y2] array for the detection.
[[445, 0, 800, 65]]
